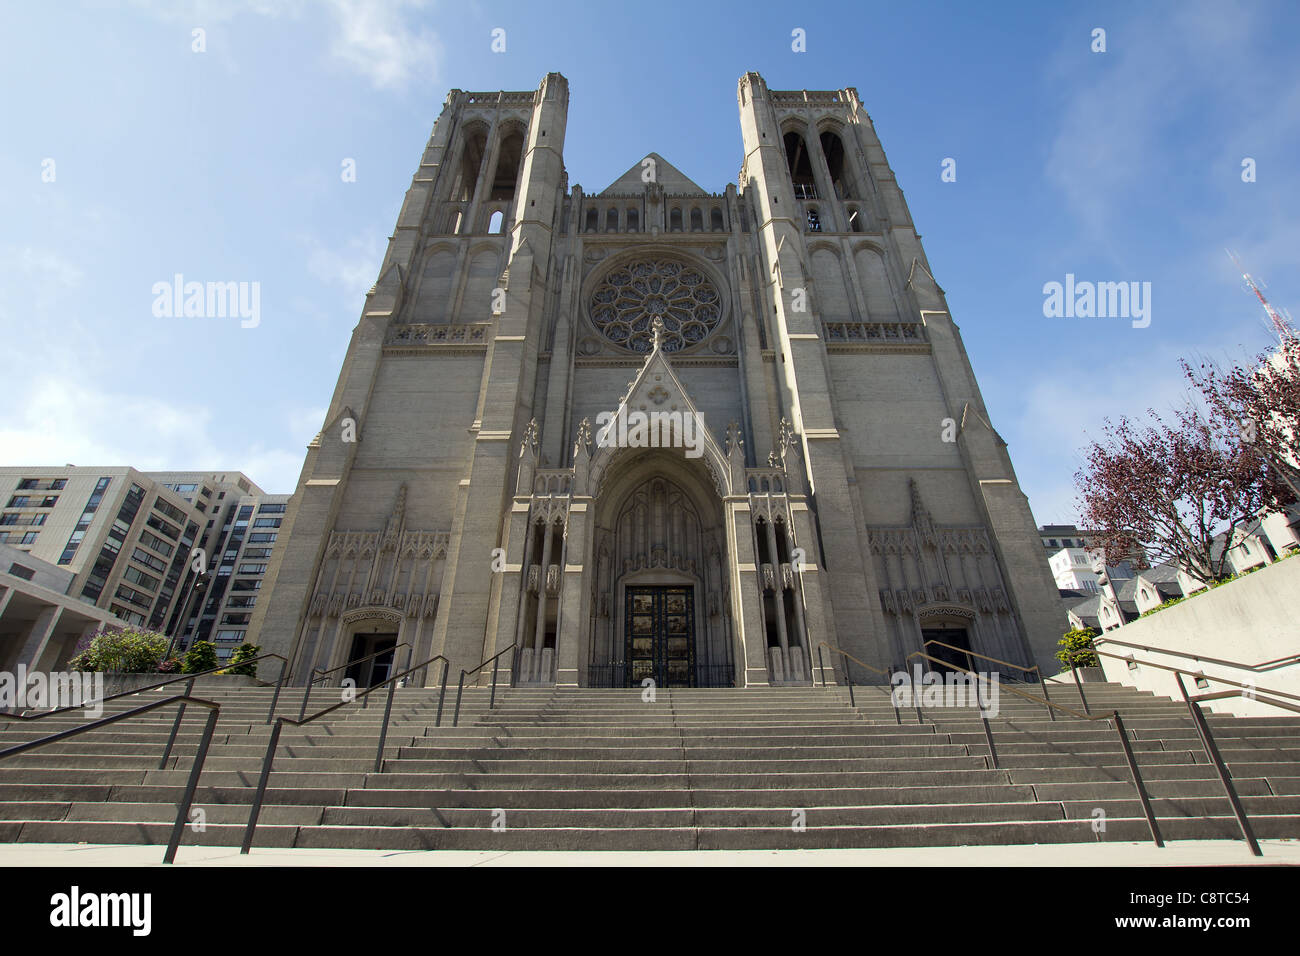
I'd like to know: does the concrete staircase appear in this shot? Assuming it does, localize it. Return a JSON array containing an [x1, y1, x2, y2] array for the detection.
[[2, 680, 1299, 853]]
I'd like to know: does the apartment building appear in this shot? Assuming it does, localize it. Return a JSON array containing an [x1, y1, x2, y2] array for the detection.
[[0, 468, 265, 663]]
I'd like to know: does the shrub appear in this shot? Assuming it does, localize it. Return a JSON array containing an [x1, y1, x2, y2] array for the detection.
[[68, 626, 169, 673], [183, 641, 219, 674], [156, 657, 184, 675], [1056, 627, 1099, 672], [224, 643, 261, 677]]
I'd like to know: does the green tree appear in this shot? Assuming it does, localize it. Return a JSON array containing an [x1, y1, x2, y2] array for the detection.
[[183, 641, 219, 674], [224, 643, 261, 677], [1057, 626, 1099, 673], [67, 626, 169, 673]]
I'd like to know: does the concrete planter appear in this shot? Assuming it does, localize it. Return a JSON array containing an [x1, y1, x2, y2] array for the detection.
[[97, 672, 269, 695]]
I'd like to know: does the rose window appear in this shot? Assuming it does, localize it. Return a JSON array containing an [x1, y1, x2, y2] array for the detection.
[[589, 259, 722, 352]]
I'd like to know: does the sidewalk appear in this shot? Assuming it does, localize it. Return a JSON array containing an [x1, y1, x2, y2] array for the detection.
[[1, 839, 1296, 867]]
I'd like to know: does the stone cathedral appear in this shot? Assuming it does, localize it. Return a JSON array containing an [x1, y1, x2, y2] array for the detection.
[[249, 72, 1064, 690]]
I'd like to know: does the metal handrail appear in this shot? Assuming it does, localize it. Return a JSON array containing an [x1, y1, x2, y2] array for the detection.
[[298, 642, 412, 720], [815, 643, 901, 724], [922, 639, 1054, 721], [1065, 648, 1300, 716], [1067, 645, 1300, 858], [1093, 635, 1300, 673], [452, 643, 518, 727], [2, 653, 289, 767], [0, 694, 221, 864], [240, 653, 450, 855], [0, 652, 289, 726], [905, 649, 1165, 849]]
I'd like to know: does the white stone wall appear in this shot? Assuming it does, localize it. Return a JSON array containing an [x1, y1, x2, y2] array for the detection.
[[1096, 556, 1300, 716]]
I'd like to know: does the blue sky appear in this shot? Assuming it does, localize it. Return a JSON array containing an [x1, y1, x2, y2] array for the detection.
[[2, 0, 1297, 525]]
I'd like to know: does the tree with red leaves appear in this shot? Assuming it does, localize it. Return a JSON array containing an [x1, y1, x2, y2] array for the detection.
[[1181, 332, 1300, 505], [1075, 404, 1279, 586]]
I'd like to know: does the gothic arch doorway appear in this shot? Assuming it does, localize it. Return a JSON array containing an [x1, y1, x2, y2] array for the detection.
[[584, 452, 735, 687]]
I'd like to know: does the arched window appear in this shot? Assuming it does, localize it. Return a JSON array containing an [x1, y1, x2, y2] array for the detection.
[[606, 207, 619, 232], [454, 127, 488, 202], [585, 208, 598, 233], [819, 130, 851, 199], [847, 205, 863, 233], [670, 207, 683, 231], [710, 207, 724, 231], [626, 208, 639, 232], [690, 208, 703, 232], [489, 130, 525, 201], [784, 130, 816, 199], [488, 210, 504, 234]]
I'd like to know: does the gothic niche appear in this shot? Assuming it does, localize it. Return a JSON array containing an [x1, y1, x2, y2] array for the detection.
[[588, 257, 723, 353], [867, 479, 1026, 673], [588, 473, 733, 686], [296, 483, 448, 677]]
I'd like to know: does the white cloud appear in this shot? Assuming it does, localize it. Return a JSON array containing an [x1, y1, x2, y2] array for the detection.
[[323, 0, 442, 92], [1044, 2, 1299, 247], [11, 246, 84, 289], [302, 230, 387, 304], [0, 372, 311, 494], [129, 0, 440, 90]]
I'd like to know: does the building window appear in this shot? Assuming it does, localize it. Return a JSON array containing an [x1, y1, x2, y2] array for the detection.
[[8, 563, 35, 581], [783, 130, 817, 198], [806, 208, 822, 232]]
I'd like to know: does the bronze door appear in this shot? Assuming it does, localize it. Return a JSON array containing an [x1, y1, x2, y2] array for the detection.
[[625, 586, 695, 687]]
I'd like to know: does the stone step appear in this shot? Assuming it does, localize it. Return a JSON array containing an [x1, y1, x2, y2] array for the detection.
[[1, 678, 1297, 854]]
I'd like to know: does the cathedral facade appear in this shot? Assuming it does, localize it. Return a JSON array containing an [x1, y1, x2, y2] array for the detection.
[[248, 72, 1064, 689]]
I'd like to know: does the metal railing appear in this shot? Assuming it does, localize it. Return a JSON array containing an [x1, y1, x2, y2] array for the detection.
[[815, 643, 902, 724], [0, 654, 289, 752], [452, 643, 518, 727], [902, 649, 1166, 849], [298, 643, 412, 720], [0, 694, 221, 864], [1069, 646, 1300, 857], [240, 653, 450, 855], [922, 640, 1055, 721], [1092, 635, 1300, 673]]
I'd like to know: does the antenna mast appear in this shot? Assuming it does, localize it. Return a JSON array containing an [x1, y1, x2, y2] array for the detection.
[[1226, 248, 1294, 339]]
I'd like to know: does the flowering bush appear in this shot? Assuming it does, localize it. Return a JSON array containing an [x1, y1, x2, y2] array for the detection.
[[67, 626, 169, 673]]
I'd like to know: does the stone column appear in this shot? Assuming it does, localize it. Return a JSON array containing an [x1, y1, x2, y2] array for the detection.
[[727, 501, 769, 686], [531, 520, 554, 682], [556, 500, 591, 687], [17, 605, 64, 672]]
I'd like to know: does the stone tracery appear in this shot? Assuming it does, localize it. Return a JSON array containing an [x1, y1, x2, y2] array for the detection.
[[589, 258, 722, 353]]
